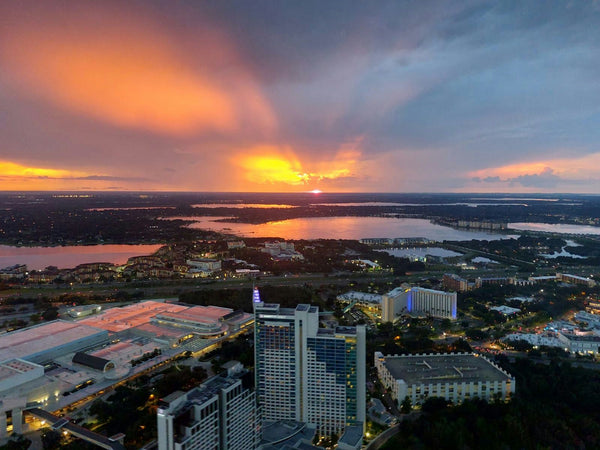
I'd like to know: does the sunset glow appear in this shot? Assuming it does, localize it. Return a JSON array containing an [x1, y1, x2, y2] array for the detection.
[[0, 161, 87, 179], [1, 1, 599, 193], [235, 146, 356, 190], [0, 3, 274, 136], [469, 152, 600, 181]]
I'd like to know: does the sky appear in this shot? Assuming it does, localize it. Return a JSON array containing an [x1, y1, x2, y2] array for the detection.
[[1, 0, 600, 193]]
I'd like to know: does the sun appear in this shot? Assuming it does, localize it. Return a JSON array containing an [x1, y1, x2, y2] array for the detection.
[[310, 189, 322, 194]]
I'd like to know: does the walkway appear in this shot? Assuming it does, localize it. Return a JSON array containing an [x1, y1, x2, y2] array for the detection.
[[25, 408, 125, 450]]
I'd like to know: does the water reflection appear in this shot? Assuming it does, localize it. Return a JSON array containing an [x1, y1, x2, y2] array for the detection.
[[509, 223, 600, 235], [0, 244, 164, 270], [182, 216, 516, 241], [191, 203, 295, 209]]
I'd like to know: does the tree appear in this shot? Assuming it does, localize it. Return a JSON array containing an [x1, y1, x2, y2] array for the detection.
[[0, 434, 31, 450], [440, 318, 452, 331], [29, 314, 41, 323], [400, 396, 412, 414], [41, 429, 63, 449], [42, 307, 59, 321], [421, 397, 449, 415]]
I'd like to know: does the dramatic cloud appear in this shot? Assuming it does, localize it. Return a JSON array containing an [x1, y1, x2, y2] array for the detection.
[[1, 1, 600, 192], [0, 2, 275, 136]]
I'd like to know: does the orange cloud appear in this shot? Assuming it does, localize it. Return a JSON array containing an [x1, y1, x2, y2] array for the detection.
[[0, 161, 86, 179], [469, 152, 600, 180], [232, 144, 358, 190], [0, 160, 88, 190], [470, 162, 557, 179], [0, 3, 275, 135], [0, 160, 156, 191]]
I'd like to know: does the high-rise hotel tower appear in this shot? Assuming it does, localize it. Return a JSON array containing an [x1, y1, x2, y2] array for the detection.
[[253, 289, 365, 437]]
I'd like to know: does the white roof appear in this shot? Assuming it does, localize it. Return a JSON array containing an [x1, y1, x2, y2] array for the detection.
[[0, 320, 106, 361]]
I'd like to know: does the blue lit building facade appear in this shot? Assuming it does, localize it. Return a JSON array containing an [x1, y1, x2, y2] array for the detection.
[[254, 301, 365, 437], [382, 287, 457, 322]]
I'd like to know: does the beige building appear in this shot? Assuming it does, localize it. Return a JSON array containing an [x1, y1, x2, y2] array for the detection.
[[375, 352, 515, 406]]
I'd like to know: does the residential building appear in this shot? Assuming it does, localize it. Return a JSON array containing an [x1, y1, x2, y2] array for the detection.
[[557, 332, 600, 355], [442, 274, 469, 292], [475, 277, 514, 288], [254, 300, 365, 437], [261, 242, 304, 260], [557, 273, 597, 288], [157, 362, 260, 450]]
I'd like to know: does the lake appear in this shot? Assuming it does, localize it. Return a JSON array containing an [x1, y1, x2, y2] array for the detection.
[[509, 223, 600, 235], [191, 203, 295, 209], [0, 244, 164, 271], [180, 216, 517, 241], [381, 247, 463, 258]]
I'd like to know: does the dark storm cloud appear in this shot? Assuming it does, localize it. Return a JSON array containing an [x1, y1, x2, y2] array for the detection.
[[509, 168, 562, 188]]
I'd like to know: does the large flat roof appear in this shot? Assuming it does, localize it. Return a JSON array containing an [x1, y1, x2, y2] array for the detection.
[[133, 323, 190, 339], [157, 305, 233, 324], [0, 321, 107, 362], [80, 301, 187, 332], [382, 353, 511, 385]]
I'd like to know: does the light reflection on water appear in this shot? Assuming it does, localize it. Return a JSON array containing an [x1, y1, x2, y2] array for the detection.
[[181, 216, 516, 241], [509, 223, 600, 235], [191, 203, 295, 209], [0, 244, 164, 271]]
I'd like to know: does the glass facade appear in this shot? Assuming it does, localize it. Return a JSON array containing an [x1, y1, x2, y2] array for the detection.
[[255, 302, 365, 437]]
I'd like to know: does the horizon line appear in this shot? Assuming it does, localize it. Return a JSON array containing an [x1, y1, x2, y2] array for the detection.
[[1, 190, 599, 196]]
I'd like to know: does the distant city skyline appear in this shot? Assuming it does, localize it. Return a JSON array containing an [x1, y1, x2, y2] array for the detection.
[[2, 1, 600, 193]]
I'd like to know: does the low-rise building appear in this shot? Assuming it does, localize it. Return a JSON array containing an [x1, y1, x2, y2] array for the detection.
[[261, 242, 304, 260], [557, 332, 600, 355], [375, 352, 515, 406], [490, 306, 520, 316], [475, 277, 514, 288], [503, 333, 562, 348], [67, 304, 102, 318], [227, 241, 246, 249], [557, 273, 597, 288], [0, 264, 28, 280], [187, 258, 222, 276], [442, 274, 469, 292]]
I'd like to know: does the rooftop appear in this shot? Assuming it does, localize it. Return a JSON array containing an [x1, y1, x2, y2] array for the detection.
[[382, 353, 512, 385], [561, 333, 600, 342], [0, 359, 42, 382], [165, 373, 242, 416], [157, 305, 233, 324], [133, 323, 190, 339], [338, 424, 363, 447], [80, 301, 187, 332], [261, 420, 309, 445], [386, 287, 407, 297], [335, 326, 358, 335]]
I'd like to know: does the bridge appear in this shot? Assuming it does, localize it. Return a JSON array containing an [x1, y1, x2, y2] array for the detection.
[[25, 408, 126, 450]]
